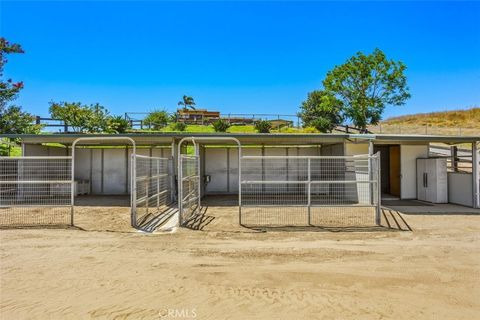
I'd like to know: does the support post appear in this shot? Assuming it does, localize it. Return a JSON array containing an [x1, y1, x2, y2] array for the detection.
[[131, 153, 136, 228], [307, 158, 311, 225], [196, 142, 201, 214], [157, 159, 160, 212], [70, 151, 74, 226], [451, 146, 458, 172], [375, 151, 382, 225], [178, 154, 183, 226], [238, 142, 242, 225], [368, 141, 374, 205], [473, 142, 479, 209]]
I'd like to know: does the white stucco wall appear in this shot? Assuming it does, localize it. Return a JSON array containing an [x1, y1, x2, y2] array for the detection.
[[448, 173, 473, 207], [400, 144, 429, 199], [320, 143, 344, 156], [344, 143, 369, 156]]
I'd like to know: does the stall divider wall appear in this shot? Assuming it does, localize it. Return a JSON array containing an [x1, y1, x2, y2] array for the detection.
[[24, 144, 172, 195], [203, 146, 320, 196]]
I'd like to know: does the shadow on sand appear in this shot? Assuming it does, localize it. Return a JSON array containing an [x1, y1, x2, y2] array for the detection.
[[182, 206, 215, 230], [136, 206, 178, 233]]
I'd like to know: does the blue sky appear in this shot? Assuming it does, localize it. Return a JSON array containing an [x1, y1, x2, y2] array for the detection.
[[1, 1, 479, 119]]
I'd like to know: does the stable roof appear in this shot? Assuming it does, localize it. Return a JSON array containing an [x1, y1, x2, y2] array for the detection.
[[2, 132, 479, 146]]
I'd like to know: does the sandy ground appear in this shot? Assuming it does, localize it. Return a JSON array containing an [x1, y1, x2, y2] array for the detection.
[[1, 196, 479, 320]]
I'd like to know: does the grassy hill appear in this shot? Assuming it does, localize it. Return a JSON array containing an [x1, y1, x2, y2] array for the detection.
[[381, 107, 480, 128]]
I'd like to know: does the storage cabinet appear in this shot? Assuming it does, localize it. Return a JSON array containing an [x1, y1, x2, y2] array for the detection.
[[416, 158, 448, 203]]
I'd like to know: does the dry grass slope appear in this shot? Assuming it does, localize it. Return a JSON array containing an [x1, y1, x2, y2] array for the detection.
[[382, 107, 480, 128]]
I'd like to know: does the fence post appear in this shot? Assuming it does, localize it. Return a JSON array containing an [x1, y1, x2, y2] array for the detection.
[[131, 153, 137, 228], [238, 144, 242, 226], [71, 148, 75, 226], [472, 142, 479, 209], [368, 141, 374, 206], [197, 144, 201, 214], [178, 155, 183, 225], [307, 158, 311, 226], [157, 159, 160, 212], [451, 146, 458, 172], [375, 152, 382, 225]]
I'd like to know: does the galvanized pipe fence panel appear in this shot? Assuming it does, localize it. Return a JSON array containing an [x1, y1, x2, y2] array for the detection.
[[240, 154, 381, 227], [133, 154, 175, 230], [179, 154, 201, 226], [0, 156, 73, 227]]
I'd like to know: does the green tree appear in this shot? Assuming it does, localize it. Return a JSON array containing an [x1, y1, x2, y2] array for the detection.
[[255, 120, 272, 133], [177, 95, 196, 111], [323, 48, 410, 132], [298, 90, 343, 133], [49, 101, 109, 133], [0, 38, 24, 108], [144, 110, 169, 130], [0, 106, 40, 134], [105, 116, 131, 133], [0, 38, 41, 138], [212, 119, 230, 132]]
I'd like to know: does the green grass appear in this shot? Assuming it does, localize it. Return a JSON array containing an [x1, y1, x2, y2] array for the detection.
[[227, 125, 257, 133]]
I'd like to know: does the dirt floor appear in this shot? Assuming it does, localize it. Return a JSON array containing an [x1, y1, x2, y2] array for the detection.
[[1, 196, 479, 320]]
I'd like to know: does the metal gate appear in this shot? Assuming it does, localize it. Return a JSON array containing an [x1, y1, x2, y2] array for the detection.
[[240, 153, 381, 227], [178, 154, 201, 226], [132, 154, 175, 230], [0, 156, 73, 227]]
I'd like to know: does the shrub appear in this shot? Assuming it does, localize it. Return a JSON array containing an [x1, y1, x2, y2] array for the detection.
[[172, 121, 187, 132], [105, 116, 131, 133], [309, 117, 336, 133], [303, 127, 319, 133], [212, 119, 231, 132], [144, 110, 169, 130], [255, 120, 272, 133]]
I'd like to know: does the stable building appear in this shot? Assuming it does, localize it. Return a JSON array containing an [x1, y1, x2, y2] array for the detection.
[[1, 132, 478, 231]]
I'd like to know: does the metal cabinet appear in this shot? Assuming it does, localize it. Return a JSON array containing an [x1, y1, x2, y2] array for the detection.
[[416, 158, 448, 203]]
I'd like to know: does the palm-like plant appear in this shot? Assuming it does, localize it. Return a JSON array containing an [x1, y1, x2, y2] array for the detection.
[[178, 95, 196, 111]]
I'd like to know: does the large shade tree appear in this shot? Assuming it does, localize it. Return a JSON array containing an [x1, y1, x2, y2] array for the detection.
[[323, 48, 410, 132], [298, 90, 343, 133]]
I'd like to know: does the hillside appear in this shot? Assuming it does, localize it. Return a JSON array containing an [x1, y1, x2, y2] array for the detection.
[[382, 107, 480, 128]]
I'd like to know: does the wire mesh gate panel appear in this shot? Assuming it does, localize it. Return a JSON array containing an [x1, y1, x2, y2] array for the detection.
[[0, 156, 73, 227], [179, 154, 200, 226], [240, 154, 380, 227], [133, 155, 174, 230]]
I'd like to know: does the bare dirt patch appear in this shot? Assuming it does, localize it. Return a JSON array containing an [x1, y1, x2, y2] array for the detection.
[[1, 202, 479, 319]]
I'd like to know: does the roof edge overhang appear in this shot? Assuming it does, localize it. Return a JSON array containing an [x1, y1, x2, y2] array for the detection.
[[1, 132, 479, 146]]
